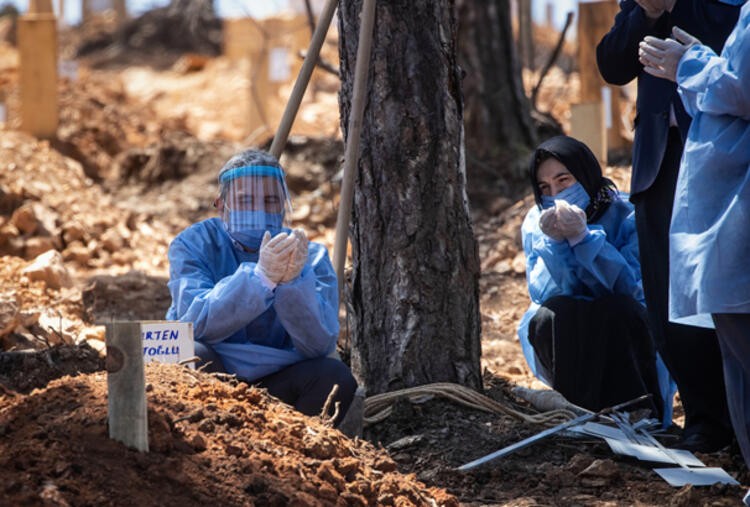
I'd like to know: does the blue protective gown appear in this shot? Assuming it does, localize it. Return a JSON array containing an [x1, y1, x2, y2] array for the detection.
[[166, 217, 339, 382], [669, 2, 750, 328], [518, 196, 676, 423]]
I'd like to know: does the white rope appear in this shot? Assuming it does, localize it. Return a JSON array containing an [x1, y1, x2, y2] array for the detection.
[[362, 382, 578, 428]]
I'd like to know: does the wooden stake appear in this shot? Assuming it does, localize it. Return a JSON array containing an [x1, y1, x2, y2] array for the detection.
[[113, 0, 126, 24], [81, 0, 91, 25], [332, 0, 376, 293], [577, 0, 625, 150], [269, 0, 338, 158], [29, 0, 53, 13], [18, 4, 58, 139], [570, 101, 606, 165], [106, 322, 149, 452]]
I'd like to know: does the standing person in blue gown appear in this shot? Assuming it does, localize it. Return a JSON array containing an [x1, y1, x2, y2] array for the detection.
[[597, 0, 741, 452], [639, 0, 750, 484], [166, 149, 356, 425]]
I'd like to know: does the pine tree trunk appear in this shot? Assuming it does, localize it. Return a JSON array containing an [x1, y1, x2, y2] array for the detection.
[[338, 0, 482, 395], [457, 0, 537, 197]]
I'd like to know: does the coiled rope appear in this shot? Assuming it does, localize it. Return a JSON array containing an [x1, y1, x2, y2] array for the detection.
[[362, 382, 580, 427]]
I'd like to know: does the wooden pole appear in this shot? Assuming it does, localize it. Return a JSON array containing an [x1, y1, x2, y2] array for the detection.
[[247, 21, 271, 141], [29, 0, 54, 12], [81, 0, 91, 26], [332, 0, 376, 294], [577, 0, 625, 150], [113, 0, 127, 24], [18, 0, 58, 139], [106, 322, 149, 452], [518, 0, 535, 70], [269, 0, 338, 158], [57, 0, 65, 25]]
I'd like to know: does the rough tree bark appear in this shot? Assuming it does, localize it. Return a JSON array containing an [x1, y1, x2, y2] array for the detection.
[[338, 0, 482, 395], [457, 0, 537, 197]]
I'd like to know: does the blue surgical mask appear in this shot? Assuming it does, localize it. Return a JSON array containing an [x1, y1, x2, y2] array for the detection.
[[224, 219, 289, 251], [226, 210, 283, 233], [540, 182, 590, 210]]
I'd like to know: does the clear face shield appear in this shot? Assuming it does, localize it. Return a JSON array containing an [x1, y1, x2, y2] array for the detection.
[[218, 165, 293, 246]]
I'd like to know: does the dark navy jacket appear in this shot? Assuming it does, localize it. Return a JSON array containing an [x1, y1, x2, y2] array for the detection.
[[596, 0, 740, 195]]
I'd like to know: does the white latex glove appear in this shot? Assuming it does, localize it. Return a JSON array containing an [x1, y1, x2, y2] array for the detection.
[[256, 231, 297, 286], [639, 27, 701, 82], [555, 200, 588, 246], [280, 228, 309, 283], [539, 207, 565, 242]]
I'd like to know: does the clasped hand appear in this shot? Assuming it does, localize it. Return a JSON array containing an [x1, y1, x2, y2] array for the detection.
[[257, 228, 309, 285], [639, 26, 701, 82], [539, 200, 588, 245]]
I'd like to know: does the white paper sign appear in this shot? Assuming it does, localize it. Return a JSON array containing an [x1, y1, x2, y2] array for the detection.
[[605, 438, 705, 467], [654, 467, 739, 487], [268, 47, 291, 82], [141, 321, 194, 369], [601, 86, 612, 129]]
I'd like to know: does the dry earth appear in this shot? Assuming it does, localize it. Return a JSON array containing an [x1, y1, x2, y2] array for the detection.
[[0, 14, 748, 507]]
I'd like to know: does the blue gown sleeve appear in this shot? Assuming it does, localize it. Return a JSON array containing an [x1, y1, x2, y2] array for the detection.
[[167, 235, 274, 344], [570, 212, 644, 302], [677, 20, 750, 120], [273, 242, 339, 358], [522, 207, 643, 303], [597, 0, 669, 85]]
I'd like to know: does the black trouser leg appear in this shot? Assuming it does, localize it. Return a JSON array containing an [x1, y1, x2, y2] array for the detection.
[[529, 294, 662, 417], [631, 128, 731, 438], [713, 314, 750, 468], [256, 357, 357, 427]]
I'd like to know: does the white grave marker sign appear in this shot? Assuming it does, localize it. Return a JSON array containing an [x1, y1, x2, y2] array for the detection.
[[141, 321, 194, 369], [269, 47, 291, 82]]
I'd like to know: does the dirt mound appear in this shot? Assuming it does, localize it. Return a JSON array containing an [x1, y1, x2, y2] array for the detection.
[[82, 271, 170, 324], [0, 343, 104, 394], [75, 2, 222, 69], [0, 362, 457, 507]]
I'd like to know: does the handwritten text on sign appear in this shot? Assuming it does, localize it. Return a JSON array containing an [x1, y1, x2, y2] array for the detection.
[[141, 321, 194, 368]]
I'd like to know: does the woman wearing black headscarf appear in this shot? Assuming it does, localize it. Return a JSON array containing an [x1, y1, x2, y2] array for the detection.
[[517, 136, 674, 423]]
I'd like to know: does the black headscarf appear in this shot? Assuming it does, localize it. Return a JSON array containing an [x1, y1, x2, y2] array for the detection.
[[529, 135, 617, 222]]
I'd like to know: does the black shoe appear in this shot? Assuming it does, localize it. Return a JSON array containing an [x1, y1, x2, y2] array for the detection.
[[673, 430, 732, 453]]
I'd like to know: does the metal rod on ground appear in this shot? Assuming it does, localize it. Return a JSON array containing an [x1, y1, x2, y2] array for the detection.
[[332, 0, 376, 293], [269, 0, 338, 159], [457, 394, 652, 471]]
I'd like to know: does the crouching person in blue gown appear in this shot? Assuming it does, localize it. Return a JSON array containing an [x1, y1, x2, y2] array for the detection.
[[517, 135, 676, 425], [166, 148, 357, 426]]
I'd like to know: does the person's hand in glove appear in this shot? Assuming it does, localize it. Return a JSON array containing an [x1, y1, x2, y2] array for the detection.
[[539, 207, 565, 242], [280, 228, 309, 283], [255, 231, 297, 287], [555, 199, 588, 246], [639, 27, 701, 82]]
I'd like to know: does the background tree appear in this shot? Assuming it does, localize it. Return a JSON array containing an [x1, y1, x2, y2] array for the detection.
[[338, 0, 482, 395], [456, 0, 537, 203]]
